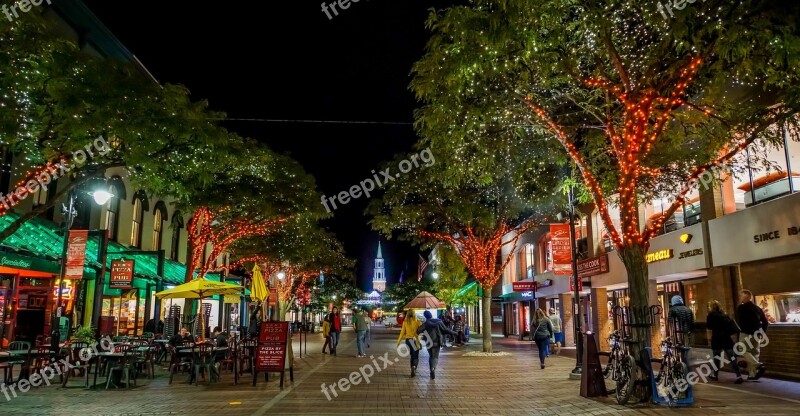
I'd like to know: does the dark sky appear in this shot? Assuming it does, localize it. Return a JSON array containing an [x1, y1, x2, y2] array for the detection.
[[81, 1, 456, 290]]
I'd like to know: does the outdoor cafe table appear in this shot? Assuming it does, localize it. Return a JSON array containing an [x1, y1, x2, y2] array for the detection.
[[0, 349, 55, 382], [91, 351, 129, 389], [173, 346, 228, 384]]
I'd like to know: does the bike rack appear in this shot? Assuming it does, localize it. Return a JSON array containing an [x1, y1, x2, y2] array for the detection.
[[645, 346, 694, 406]]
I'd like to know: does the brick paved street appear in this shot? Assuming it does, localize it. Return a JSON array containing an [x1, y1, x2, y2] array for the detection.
[[2, 327, 799, 415]]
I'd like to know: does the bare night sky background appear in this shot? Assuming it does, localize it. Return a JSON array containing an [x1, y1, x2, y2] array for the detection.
[[80, 1, 457, 290]]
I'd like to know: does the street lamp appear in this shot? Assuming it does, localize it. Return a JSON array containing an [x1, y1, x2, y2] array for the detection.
[[568, 185, 584, 377], [53, 185, 113, 345], [277, 272, 286, 280], [432, 272, 439, 279]]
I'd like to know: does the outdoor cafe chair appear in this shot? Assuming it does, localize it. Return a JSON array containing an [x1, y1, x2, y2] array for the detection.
[[238, 338, 257, 376], [61, 342, 93, 388], [2, 341, 31, 383], [216, 338, 237, 384], [30, 346, 52, 379], [133, 345, 155, 379], [166, 345, 191, 384], [192, 343, 216, 385], [105, 344, 136, 389]]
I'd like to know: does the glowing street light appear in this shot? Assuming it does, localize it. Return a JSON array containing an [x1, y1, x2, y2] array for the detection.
[[432, 272, 439, 279], [90, 189, 114, 205]]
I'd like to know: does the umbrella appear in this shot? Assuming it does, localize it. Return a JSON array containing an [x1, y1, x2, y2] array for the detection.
[[155, 278, 244, 339], [403, 291, 446, 310], [250, 264, 268, 302]]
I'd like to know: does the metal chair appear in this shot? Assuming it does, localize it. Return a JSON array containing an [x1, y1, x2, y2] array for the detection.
[[61, 342, 93, 388], [238, 338, 257, 376], [2, 341, 31, 383], [105, 344, 136, 389], [192, 343, 216, 385]]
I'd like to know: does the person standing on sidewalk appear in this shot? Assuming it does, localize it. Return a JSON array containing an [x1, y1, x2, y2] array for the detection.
[[669, 295, 695, 346], [322, 317, 332, 354], [533, 308, 554, 369], [736, 290, 768, 380], [397, 309, 422, 377], [417, 310, 457, 379], [326, 307, 342, 356], [706, 300, 743, 384], [355, 310, 370, 357], [548, 308, 563, 355]]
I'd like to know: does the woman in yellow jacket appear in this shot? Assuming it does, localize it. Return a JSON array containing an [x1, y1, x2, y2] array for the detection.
[[322, 318, 332, 354], [397, 310, 422, 377]]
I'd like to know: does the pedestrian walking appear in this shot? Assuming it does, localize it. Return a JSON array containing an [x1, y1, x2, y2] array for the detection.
[[322, 317, 331, 354], [668, 295, 695, 346], [533, 308, 554, 369], [355, 310, 370, 357], [397, 309, 422, 377], [705, 300, 744, 384], [548, 308, 563, 355], [326, 306, 342, 356], [417, 310, 457, 379], [453, 315, 466, 346], [736, 289, 768, 380]]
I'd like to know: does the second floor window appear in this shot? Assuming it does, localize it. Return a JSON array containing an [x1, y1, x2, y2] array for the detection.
[[131, 198, 144, 248], [104, 188, 120, 241], [152, 204, 165, 251], [171, 212, 183, 261]]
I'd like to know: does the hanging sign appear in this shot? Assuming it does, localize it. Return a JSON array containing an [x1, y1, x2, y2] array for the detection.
[[65, 230, 89, 279], [550, 224, 573, 275], [109, 259, 135, 289]]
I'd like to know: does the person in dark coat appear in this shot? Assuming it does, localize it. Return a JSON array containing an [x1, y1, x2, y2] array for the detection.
[[706, 300, 743, 384], [736, 290, 768, 380], [668, 295, 695, 345], [532, 308, 554, 369], [416, 310, 456, 379]]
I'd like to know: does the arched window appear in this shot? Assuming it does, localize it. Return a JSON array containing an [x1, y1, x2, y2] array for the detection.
[[152, 201, 167, 251], [130, 190, 149, 248], [171, 211, 184, 261], [104, 178, 126, 241]]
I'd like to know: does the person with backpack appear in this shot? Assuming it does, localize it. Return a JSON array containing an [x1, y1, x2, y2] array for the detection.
[[669, 295, 695, 346], [706, 300, 743, 384], [416, 310, 457, 379], [736, 289, 768, 380], [532, 308, 554, 369]]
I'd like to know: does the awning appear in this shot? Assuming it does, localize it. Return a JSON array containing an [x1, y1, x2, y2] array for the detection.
[[0, 212, 187, 284], [456, 281, 478, 297]]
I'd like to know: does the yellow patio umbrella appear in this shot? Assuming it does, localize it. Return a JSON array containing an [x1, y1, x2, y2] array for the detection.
[[155, 278, 244, 339], [250, 264, 268, 303]]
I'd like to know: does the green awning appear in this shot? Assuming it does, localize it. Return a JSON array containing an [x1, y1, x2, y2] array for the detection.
[[0, 212, 187, 284], [456, 281, 478, 297]]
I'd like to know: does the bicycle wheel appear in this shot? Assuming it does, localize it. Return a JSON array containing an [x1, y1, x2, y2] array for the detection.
[[669, 362, 688, 399], [603, 356, 618, 394], [615, 355, 636, 405]]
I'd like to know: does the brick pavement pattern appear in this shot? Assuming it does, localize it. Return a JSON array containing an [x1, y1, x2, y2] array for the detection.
[[1, 326, 799, 415]]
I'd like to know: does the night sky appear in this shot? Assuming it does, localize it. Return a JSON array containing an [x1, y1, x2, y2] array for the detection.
[[81, 1, 457, 290]]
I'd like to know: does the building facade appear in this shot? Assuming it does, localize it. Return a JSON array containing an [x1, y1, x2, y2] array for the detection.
[[372, 241, 386, 292]]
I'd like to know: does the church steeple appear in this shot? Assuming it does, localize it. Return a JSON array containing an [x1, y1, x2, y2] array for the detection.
[[372, 240, 386, 292]]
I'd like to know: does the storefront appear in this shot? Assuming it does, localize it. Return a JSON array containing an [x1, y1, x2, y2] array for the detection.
[[0, 252, 62, 344], [708, 191, 800, 377]]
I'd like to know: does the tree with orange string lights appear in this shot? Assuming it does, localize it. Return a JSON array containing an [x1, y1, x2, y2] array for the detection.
[[412, 0, 800, 397], [369, 148, 562, 352]]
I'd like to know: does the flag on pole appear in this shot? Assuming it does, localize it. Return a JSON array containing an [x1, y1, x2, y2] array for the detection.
[[418, 254, 429, 282]]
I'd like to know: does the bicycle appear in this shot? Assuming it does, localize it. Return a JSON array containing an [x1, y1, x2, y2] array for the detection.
[[603, 330, 636, 405], [654, 336, 688, 406]]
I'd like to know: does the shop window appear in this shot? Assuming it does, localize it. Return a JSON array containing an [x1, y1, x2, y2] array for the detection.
[[130, 199, 143, 248], [730, 132, 799, 209], [517, 243, 536, 280], [754, 293, 800, 324]]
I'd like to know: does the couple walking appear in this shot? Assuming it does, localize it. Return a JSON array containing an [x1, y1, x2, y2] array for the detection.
[[397, 310, 456, 379]]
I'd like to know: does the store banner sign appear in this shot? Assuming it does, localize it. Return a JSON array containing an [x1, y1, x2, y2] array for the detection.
[[109, 259, 135, 289], [512, 281, 537, 292], [577, 254, 610, 278], [65, 230, 88, 279], [550, 224, 573, 275]]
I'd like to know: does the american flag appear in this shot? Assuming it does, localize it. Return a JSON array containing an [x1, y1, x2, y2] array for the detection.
[[417, 254, 429, 282]]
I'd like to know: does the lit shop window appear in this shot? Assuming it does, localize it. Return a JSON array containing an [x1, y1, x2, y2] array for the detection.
[[754, 293, 800, 324]]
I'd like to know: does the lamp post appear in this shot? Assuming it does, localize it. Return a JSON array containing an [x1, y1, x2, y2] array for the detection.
[[53, 188, 113, 346], [568, 185, 584, 376]]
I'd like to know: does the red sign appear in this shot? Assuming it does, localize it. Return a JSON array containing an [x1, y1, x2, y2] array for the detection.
[[257, 321, 290, 372], [268, 287, 278, 306], [259, 321, 289, 343], [569, 277, 584, 292], [65, 230, 88, 279], [550, 224, 573, 276], [577, 254, 609, 278], [512, 281, 537, 292], [109, 259, 134, 289]]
